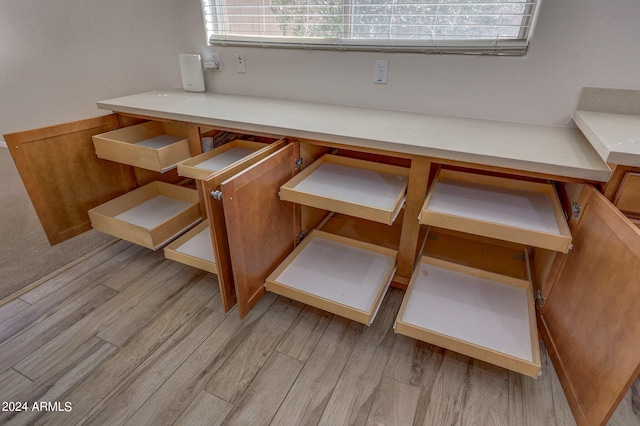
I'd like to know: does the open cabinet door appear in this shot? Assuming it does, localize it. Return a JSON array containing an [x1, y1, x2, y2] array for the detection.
[[200, 139, 289, 313], [220, 143, 299, 318], [3, 115, 137, 245], [200, 176, 237, 313], [538, 184, 640, 426]]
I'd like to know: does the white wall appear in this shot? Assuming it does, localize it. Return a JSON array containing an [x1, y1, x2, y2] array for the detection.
[[204, 0, 640, 126], [0, 0, 205, 139], [1, 0, 639, 145]]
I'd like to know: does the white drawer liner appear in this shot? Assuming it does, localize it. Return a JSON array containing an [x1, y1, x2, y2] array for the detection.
[[114, 195, 192, 230], [135, 134, 182, 149], [401, 262, 534, 362], [173, 225, 215, 263], [291, 162, 408, 212], [427, 179, 562, 235], [272, 235, 395, 313], [194, 147, 258, 171]]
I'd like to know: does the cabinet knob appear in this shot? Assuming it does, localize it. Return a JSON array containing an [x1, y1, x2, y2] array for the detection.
[[211, 190, 223, 201]]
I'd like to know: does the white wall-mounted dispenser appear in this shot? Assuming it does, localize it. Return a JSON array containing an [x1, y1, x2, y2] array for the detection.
[[179, 54, 205, 93]]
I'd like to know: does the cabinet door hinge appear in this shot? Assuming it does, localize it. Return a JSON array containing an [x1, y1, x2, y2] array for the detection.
[[571, 202, 582, 220], [535, 290, 546, 308], [211, 190, 223, 201], [294, 157, 303, 170], [296, 231, 306, 245]]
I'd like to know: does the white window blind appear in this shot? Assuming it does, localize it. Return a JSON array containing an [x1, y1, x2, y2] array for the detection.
[[201, 0, 540, 55]]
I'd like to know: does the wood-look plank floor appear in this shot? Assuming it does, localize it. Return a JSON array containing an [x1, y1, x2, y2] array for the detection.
[[0, 240, 638, 426]]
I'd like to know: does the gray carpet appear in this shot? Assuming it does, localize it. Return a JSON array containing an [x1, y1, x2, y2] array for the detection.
[[0, 146, 115, 300]]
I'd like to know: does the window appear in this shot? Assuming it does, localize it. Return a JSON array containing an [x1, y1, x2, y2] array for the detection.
[[201, 0, 540, 55]]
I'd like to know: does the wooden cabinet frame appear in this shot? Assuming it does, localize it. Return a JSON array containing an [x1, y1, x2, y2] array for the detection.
[[6, 113, 640, 426], [216, 137, 640, 425]]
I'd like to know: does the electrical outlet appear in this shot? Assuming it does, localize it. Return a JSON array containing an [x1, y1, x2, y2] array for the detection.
[[203, 50, 221, 70], [236, 53, 246, 73], [374, 60, 388, 84]]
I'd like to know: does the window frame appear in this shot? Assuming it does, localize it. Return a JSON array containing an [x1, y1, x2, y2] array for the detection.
[[201, 0, 541, 56]]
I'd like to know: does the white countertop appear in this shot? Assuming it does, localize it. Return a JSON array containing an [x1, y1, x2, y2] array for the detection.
[[97, 90, 611, 182], [573, 110, 640, 168]]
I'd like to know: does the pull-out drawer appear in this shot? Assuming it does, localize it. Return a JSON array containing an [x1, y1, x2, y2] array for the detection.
[[395, 231, 540, 378], [420, 169, 572, 252], [280, 155, 409, 225], [177, 139, 272, 180], [93, 121, 190, 172], [265, 230, 397, 325], [88, 181, 201, 250], [164, 222, 216, 274]]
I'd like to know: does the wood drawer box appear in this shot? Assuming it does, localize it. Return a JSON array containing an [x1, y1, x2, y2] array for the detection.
[[164, 222, 216, 274], [88, 181, 201, 250], [420, 169, 572, 252], [614, 172, 640, 216], [177, 139, 271, 180], [265, 230, 397, 325], [395, 232, 540, 378], [93, 121, 190, 173], [280, 154, 409, 225]]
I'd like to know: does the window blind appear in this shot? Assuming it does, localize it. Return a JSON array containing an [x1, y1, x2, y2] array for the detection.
[[202, 0, 540, 55]]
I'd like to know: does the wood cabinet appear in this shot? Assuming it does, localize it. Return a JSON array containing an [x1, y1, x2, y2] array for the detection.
[[5, 111, 640, 426], [211, 140, 640, 425]]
